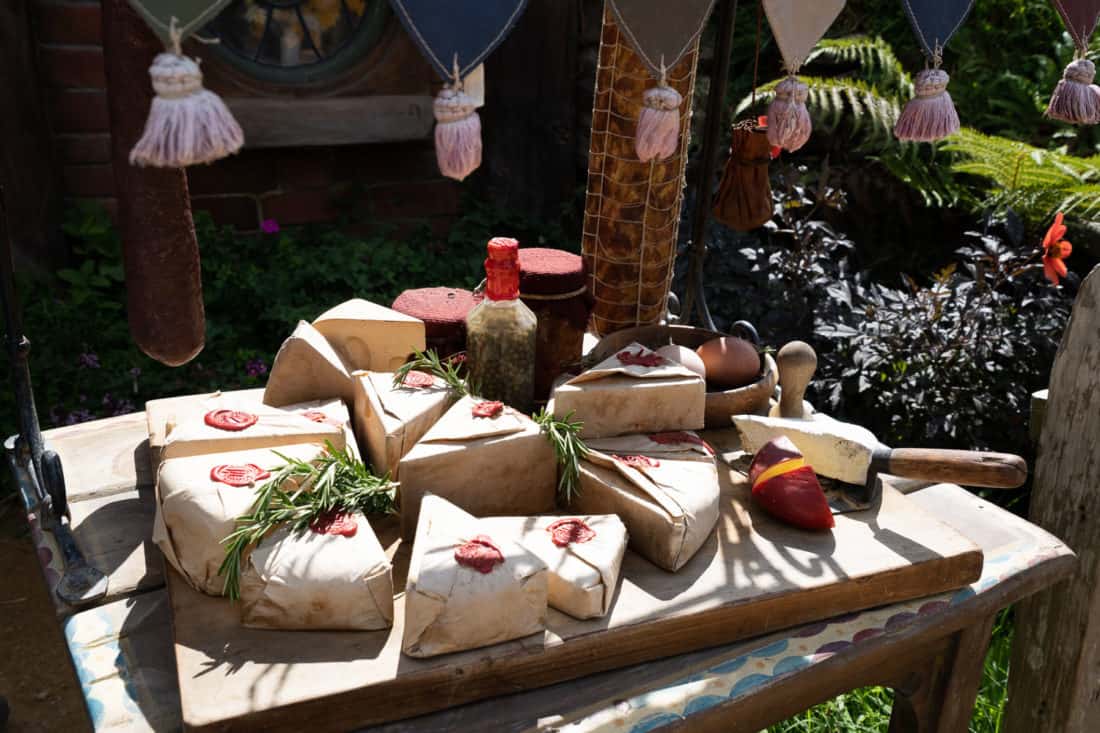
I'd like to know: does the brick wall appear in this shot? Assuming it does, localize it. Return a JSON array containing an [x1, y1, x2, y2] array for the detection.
[[33, 0, 460, 232]]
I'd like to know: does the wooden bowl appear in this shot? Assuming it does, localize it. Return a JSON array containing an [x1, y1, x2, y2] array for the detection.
[[588, 324, 777, 428]]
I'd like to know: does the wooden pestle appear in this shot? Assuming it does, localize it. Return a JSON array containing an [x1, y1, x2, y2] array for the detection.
[[777, 341, 817, 419]]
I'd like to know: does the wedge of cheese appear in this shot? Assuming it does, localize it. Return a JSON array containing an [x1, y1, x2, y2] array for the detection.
[[240, 512, 394, 631], [351, 371, 454, 478], [551, 343, 705, 439], [313, 299, 425, 373], [264, 320, 355, 408], [153, 443, 327, 596], [479, 514, 627, 619], [161, 396, 344, 461], [569, 432, 720, 572], [403, 495, 548, 658], [397, 395, 557, 539]]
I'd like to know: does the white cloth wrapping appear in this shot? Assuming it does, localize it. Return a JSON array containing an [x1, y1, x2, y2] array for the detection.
[[351, 371, 455, 478], [397, 395, 557, 539], [569, 432, 720, 572], [161, 395, 344, 461], [403, 495, 548, 658], [239, 512, 394, 631], [479, 514, 627, 619], [283, 397, 361, 461], [153, 443, 328, 596], [551, 343, 705, 439]]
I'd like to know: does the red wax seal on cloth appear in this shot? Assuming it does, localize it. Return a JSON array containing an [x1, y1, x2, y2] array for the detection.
[[615, 454, 660, 469], [649, 432, 715, 455], [209, 464, 270, 487], [484, 237, 521, 301], [547, 518, 596, 547], [204, 409, 258, 431], [300, 410, 342, 426], [471, 400, 504, 418], [617, 349, 666, 368], [402, 370, 436, 389], [310, 512, 358, 537], [455, 534, 505, 573]]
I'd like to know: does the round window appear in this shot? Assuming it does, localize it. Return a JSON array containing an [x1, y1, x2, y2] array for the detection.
[[205, 0, 390, 85]]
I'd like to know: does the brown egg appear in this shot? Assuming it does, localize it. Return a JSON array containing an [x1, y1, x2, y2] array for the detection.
[[696, 337, 761, 388], [655, 344, 707, 379]]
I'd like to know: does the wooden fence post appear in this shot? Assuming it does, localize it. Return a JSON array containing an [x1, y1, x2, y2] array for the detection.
[[1003, 265, 1099, 733]]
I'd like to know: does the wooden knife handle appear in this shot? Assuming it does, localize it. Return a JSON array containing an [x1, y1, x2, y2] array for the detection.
[[882, 448, 1028, 489], [777, 341, 817, 418]]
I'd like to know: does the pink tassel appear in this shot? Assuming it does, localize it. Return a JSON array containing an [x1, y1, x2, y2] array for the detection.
[[894, 68, 960, 143], [1046, 58, 1100, 125], [433, 87, 482, 181], [766, 76, 812, 152], [130, 53, 244, 168], [635, 84, 683, 162]]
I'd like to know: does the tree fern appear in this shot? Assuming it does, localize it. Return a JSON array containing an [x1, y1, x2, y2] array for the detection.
[[806, 36, 913, 98], [944, 129, 1100, 224]]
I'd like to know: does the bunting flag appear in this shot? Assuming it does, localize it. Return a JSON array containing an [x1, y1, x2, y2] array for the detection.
[[606, 0, 717, 161], [894, 0, 975, 142], [390, 0, 530, 180], [125, 0, 244, 167], [1046, 0, 1100, 124], [762, 0, 846, 152]]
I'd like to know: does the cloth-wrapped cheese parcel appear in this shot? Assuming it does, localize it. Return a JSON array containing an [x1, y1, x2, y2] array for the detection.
[[284, 397, 361, 461], [397, 396, 557, 539], [480, 514, 627, 619], [264, 320, 356, 407], [552, 343, 705, 439], [403, 495, 548, 658], [351, 370, 455, 478], [240, 511, 394, 630], [153, 443, 327, 595], [161, 396, 345, 461], [313, 298, 425, 372], [570, 432, 720, 572]]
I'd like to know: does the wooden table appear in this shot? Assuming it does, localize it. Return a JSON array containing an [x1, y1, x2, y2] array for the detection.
[[15, 413, 1075, 732]]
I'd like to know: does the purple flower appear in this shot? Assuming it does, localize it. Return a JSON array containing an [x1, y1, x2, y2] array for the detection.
[[64, 409, 95, 426], [130, 367, 141, 378], [245, 358, 268, 378], [260, 219, 280, 234], [77, 352, 100, 369]]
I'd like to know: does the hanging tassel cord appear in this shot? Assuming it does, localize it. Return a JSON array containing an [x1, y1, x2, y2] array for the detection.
[[1045, 40, 1100, 125], [894, 44, 959, 143], [433, 53, 482, 181]]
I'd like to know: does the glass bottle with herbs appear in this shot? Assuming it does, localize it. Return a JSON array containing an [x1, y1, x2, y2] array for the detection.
[[466, 237, 537, 412]]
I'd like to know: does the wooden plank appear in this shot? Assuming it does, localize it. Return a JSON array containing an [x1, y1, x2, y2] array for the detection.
[[44, 412, 152, 501], [69, 485, 164, 605], [169, 433, 983, 732], [226, 96, 434, 148], [482, 0, 580, 222], [1005, 265, 1099, 733]]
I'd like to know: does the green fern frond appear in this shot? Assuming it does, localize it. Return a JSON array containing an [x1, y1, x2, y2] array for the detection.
[[806, 36, 913, 97]]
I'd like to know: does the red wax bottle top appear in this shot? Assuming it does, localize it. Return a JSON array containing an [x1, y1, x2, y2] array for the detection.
[[485, 237, 520, 301]]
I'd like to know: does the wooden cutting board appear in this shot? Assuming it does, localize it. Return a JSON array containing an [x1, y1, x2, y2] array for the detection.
[[167, 429, 983, 732]]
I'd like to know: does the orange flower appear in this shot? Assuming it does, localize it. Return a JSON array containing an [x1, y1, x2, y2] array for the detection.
[[1041, 212, 1072, 285]]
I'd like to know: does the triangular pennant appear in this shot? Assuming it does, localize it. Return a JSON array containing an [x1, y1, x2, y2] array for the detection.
[[1051, 0, 1100, 49], [126, 0, 234, 47], [763, 0, 846, 72], [900, 0, 975, 57], [389, 0, 530, 81], [606, 0, 717, 78]]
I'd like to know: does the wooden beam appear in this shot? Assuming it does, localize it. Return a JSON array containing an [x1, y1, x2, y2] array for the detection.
[[0, 0, 64, 269], [1004, 265, 1099, 733]]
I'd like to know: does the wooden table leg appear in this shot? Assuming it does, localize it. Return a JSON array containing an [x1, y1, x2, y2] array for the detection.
[[888, 613, 996, 733]]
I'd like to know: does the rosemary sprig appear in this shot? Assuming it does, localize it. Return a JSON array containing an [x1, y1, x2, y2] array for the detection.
[[533, 408, 588, 503], [218, 442, 398, 601], [393, 348, 475, 396]]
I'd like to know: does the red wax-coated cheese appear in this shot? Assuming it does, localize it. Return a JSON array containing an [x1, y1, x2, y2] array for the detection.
[[748, 436, 834, 530], [752, 465, 835, 530]]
